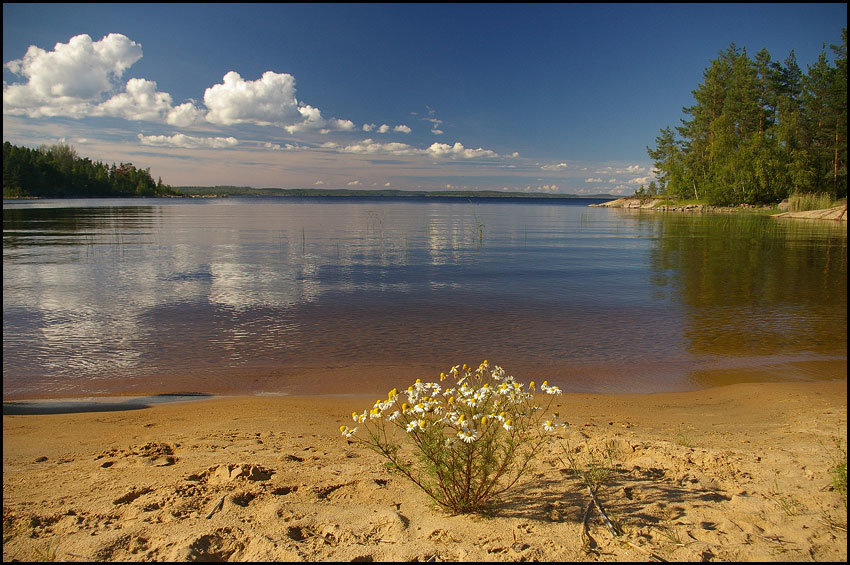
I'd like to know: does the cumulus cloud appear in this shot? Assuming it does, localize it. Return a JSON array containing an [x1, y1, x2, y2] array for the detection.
[[97, 78, 173, 121], [202, 71, 358, 134], [594, 164, 647, 175], [426, 142, 497, 159], [97, 78, 206, 125], [203, 70, 301, 127], [137, 133, 238, 149], [330, 138, 502, 160], [263, 141, 299, 151], [541, 162, 568, 171], [4, 33, 142, 118], [340, 138, 419, 156], [166, 102, 206, 127], [3, 33, 207, 125], [585, 177, 603, 183], [4, 31, 411, 146]]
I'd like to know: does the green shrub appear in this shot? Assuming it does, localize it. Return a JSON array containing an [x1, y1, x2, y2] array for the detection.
[[341, 361, 564, 514]]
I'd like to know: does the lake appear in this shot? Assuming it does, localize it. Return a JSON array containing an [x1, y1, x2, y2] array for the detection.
[[2, 196, 846, 399]]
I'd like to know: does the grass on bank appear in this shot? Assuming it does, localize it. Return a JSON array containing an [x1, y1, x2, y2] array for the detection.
[[787, 193, 846, 213], [637, 192, 846, 214]]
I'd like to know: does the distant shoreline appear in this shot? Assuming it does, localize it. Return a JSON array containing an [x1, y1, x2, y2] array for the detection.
[[170, 187, 618, 199], [4, 189, 616, 201]]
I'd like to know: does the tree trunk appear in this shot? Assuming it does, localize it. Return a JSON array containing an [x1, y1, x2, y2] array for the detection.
[[834, 116, 840, 199]]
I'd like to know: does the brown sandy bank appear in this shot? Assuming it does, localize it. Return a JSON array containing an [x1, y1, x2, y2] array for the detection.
[[3, 379, 846, 562], [590, 196, 848, 221]]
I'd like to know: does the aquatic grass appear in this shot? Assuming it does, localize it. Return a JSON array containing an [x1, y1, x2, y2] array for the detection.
[[341, 361, 564, 514], [788, 192, 844, 212]]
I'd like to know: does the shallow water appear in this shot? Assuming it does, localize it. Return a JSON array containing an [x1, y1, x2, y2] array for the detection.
[[3, 197, 846, 399]]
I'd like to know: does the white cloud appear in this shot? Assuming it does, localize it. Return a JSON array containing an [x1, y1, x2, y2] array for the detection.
[[594, 164, 647, 175], [4, 32, 407, 144], [541, 162, 568, 171], [347, 180, 360, 186], [202, 72, 356, 134], [426, 142, 497, 159], [319, 118, 355, 134], [384, 182, 391, 187], [137, 133, 238, 149], [166, 102, 205, 127], [97, 78, 173, 121], [4, 33, 142, 118], [203, 70, 302, 127], [422, 107, 444, 134], [627, 175, 655, 185], [332, 138, 502, 160], [264, 141, 299, 151], [340, 138, 419, 156], [585, 177, 603, 183]]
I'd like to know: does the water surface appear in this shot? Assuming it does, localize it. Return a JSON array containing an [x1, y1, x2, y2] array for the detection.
[[3, 197, 846, 399]]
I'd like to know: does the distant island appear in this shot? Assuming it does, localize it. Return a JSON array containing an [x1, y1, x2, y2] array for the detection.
[[171, 185, 616, 199]]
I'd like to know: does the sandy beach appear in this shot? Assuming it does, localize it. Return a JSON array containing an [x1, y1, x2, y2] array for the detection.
[[2, 378, 846, 562]]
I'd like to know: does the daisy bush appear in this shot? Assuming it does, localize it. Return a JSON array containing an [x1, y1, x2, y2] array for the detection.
[[340, 361, 564, 514]]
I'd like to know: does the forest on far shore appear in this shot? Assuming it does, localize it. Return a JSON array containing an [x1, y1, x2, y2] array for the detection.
[[3, 141, 178, 198]]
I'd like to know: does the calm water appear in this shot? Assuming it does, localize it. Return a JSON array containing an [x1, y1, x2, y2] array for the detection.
[[3, 197, 846, 399]]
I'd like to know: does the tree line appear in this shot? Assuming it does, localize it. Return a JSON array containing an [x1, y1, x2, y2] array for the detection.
[[646, 28, 846, 205], [3, 142, 178, 198]]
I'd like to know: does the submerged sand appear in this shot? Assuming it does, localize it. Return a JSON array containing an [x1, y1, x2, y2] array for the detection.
[[2, 379, 846, 562]]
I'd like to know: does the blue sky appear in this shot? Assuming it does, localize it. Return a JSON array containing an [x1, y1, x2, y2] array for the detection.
[[3, 3, 846, 195]]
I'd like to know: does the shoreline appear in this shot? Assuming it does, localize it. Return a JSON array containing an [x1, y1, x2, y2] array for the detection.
[[4, 355, 846, 405], [591, 196, 848, 221], [4, 379, 846, 561]]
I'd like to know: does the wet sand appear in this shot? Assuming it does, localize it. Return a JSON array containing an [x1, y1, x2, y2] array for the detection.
[[2, 378, 846, 561]]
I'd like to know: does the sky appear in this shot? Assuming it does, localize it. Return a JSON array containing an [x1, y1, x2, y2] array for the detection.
[[3, 3, 846, 195]]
